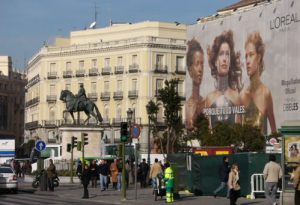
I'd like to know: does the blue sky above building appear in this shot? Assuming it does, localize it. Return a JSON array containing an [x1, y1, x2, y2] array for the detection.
[[0, 0, 237, 70]]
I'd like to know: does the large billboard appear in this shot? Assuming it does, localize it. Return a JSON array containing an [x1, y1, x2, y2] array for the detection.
[[186, 0, 300, 134]]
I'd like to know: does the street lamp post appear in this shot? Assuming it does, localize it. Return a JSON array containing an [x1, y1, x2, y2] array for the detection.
[[127, 108, 133, 145], [126, 108, 133, 180], [121, 108, 133, 201], [147, 115, 151, 165]]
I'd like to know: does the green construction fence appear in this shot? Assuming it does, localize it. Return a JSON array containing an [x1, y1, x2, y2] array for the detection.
[[167, 153, 281, 196]]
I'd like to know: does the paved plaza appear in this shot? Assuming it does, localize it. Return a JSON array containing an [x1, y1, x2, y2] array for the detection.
[[13, 175, 274, 205]]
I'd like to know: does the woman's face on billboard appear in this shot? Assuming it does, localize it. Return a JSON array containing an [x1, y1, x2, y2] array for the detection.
[[216, 42, 230, 76], [245, 42, 260, 77], [190, 51, 204, 85]]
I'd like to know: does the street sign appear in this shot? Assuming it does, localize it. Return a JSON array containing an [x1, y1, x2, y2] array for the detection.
[[35, 140, 46, 152], [131, 124, 141, 138]]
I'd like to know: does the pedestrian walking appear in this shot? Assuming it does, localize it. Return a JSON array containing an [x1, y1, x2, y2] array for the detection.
[[82, 164, 91, 199], [139, 158, 149, 188], [293, 162, 300, 205], [125, 160, 131, 189], [99, 160, 109, 191], [228, 164, 240, 205], [47, 159, 56, 192], [213, 156, 230, 198], [13, 160, 21, 177], [117, 159, 123, 191], [89, 160, 98, 188], [110, 159, 118, 190], [21, 163, 26, 178], [76, 160, 83, 181], [164, 162, 174, 203], [149, 158, 163, 190], [263, 154, 282, 205]]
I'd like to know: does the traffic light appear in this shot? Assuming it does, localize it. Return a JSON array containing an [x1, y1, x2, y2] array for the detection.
[[82, 133, 88, 145], [77, 141, 82, 151], [67, 143, 72, 152], [120, 122, 128, 142], [71, 136, 78, 148]]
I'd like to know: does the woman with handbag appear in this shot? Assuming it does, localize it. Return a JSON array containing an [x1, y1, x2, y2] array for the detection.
[[228, 164, 240, 205]]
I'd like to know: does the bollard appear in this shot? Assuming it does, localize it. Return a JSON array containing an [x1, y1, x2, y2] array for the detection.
[[39, 170, 48, 191]]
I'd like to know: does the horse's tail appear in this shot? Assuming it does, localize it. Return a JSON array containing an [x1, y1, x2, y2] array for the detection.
[[93, 102, 103, 123]]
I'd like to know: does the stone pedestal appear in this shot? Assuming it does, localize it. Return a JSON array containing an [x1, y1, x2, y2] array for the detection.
[[59, 126, 104, 160]]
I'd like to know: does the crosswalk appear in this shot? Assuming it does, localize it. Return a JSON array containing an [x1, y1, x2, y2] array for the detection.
[[0, 192, 110, 205], [0, 193, 72, 205]]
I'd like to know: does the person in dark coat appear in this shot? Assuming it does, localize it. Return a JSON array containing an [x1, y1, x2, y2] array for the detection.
[[47, 159, 56, 192], [99, 160, 109, 191], [90, 160, 98, 188], [213, 156, 230, 198], [76, 160, 83, 181], [139, 158, 149, 188], [82, 164, 91, 199]]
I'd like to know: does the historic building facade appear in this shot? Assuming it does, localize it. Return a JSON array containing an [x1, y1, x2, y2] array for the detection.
[[0, 56, 26, 149], [25, 21, 187, 156]]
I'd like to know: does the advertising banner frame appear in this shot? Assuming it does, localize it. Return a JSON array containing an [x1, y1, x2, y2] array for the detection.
[[185, 0, 300, 136]]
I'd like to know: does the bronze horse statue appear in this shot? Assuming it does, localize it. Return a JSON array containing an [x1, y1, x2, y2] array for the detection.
[[60, 90, 103, 125]]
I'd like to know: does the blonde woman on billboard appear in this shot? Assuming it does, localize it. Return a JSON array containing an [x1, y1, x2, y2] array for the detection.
[[205, 30, 242, 128], [240, 32, 276, 133], [185, 38, 205, 130]]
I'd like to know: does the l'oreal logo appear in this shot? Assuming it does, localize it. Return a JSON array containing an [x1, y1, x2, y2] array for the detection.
[[270, 13, 300, 30]]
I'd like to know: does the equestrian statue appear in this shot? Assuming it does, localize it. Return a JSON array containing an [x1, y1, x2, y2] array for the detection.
[[60, 84, 103, 125]]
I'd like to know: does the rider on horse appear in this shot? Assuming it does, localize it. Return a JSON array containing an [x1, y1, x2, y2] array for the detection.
[[69, 83, 87, 112]]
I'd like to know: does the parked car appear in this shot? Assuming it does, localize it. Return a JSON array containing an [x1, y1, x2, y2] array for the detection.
[[0, 165, 18, 193]]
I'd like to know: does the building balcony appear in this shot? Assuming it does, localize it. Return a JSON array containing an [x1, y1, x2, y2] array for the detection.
[[63, 71, 73, 78], [112, 118, 122, 126], [26, 74, 40, 89], [75, 69, 85, 77], [100, 92, 110, 101], [130, 117, 141, 125], [47, 72, 58, 79], [47, 138, 57, 143], [129, 64, 139, 73], [46, 95, 57, 103], [101, 117, 110, 126], [88, 93, 98, 101], [114, 66, 124, 74], [25, 121, 41, 130], [178, 92, 186, 100], [101, 67, 111, 75], [154, 65, 168, 73], [156, 118, 167, 128], [89, 68, 98, 76], [128, 90, 138, 99], [175, 66, 186, 75], [43, 120, 60, 128], [113, 91, 123, 100], [25, 97, 39, 107]]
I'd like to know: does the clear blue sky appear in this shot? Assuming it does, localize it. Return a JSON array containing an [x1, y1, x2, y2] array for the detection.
[[0, 0, 237, 70]]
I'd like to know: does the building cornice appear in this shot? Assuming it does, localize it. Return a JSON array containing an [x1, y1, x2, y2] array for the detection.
[[27, 36, 186, 67]]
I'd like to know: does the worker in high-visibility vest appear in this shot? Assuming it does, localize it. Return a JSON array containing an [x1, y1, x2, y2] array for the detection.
[[164, 162, 174, 203]]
